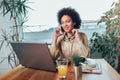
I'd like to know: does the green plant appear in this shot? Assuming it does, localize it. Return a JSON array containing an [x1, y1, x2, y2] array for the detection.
[[90, 32, 120, 67], [0, 0, 31, 68], [72, 54, 85, 66], [90, 0, 120, 68], [0, 0, 31, 41]]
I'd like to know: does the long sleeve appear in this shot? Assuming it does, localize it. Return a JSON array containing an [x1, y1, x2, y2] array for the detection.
[[50, 33, 65, 59], [49, 36, 62, 58], [49, 44, 59, 58], [76, 40, 89, 57], [77, 32, 90, 57]]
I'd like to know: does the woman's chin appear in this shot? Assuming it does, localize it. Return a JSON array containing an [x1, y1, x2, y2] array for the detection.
[[64, 30, 71, 33]]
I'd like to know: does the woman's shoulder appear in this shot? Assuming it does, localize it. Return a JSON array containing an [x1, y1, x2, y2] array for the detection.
[[78, 32, 88, 42], [78, 32, 87, 37]]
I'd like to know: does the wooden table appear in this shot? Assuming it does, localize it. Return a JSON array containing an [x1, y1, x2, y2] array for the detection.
[[0, 59, 120, 80]]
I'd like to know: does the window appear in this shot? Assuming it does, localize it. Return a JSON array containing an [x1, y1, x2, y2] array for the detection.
[[22, 0, 116, 42]]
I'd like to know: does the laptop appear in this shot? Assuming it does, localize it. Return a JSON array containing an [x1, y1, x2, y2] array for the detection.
[[10, 42, 57, 72]]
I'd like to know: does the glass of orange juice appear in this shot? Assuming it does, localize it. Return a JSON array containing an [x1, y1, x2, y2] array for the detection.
[[56, 58, 68, 78]]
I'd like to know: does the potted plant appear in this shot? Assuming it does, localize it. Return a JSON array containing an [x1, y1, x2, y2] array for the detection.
[[90, 0, 120, 71], [0, 0, 32, 68], [72, 54, 86, 80]]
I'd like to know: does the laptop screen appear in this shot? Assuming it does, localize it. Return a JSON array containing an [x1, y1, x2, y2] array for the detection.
[[10, 42, 57, 72]]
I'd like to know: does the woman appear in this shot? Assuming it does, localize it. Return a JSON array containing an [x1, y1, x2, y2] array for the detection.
[[50, 7, 89, 59]]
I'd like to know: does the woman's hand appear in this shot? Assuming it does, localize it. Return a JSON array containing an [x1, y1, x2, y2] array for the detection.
[[54, 27, 62, 38], [53, 27, 65, 43], [72, 29, 81, 41]]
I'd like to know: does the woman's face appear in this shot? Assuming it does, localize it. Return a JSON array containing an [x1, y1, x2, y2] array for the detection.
[[61, 15, 75, 33]]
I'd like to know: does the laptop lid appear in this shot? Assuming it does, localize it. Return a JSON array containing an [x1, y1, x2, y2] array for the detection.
[[10, 42, 57, 72]]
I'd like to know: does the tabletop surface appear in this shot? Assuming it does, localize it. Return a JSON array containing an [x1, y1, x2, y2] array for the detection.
[[0, 59, 120, 80]]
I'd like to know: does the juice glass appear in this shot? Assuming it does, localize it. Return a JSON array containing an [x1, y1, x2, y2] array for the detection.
[[56, 58, 68, 78]]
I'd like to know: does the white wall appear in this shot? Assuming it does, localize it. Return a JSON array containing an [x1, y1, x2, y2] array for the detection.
[[0, 13, 13, 57], [0, 12, 14, 74], [26, 0, 117, 28]]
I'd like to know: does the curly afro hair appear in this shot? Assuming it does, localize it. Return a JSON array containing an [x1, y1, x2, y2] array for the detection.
[[57, 7, 82, 29]]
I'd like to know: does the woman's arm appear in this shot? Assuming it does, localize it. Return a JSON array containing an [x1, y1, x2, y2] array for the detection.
[[79, 32, 90, 57], [72, 29, 89, 57], [50, 35, 59, 58], [50, 27, 65, 58]]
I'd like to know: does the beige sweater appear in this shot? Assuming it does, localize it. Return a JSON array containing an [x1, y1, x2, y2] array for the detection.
[[50, 32, 89, 59]]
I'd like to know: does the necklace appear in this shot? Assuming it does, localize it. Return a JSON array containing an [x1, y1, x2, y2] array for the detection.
[[64, 35, 75, 42]]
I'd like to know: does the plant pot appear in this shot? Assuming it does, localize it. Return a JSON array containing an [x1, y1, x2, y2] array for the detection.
[[117, 55, 120, 73], [74, 66, 82, 80]]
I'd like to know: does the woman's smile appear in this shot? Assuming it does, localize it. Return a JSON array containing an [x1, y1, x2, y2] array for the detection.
[[64, 26, 70, 31]]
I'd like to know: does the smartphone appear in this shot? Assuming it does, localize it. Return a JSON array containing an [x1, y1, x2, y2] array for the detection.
[[61, 26, 64, 32]]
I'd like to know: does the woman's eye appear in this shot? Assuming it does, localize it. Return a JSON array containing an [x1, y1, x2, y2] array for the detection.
[[66, 20, 71, 23], [61, 22, 64, 24]]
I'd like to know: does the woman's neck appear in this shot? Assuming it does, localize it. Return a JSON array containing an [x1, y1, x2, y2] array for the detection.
[[66, 32, 74, 39]]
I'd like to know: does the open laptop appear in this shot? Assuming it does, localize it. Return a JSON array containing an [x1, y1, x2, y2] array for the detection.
[[10, 42, 57, 72]]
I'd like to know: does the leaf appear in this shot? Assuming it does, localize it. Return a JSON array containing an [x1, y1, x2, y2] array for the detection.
[[0, 0, 32, 68], [72, 55, 80, 66], [0, 40, 5, 51], [0, 58, 6, 64]]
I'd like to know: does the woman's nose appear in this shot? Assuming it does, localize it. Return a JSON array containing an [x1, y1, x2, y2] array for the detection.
[[64, 23, 68, 27]]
